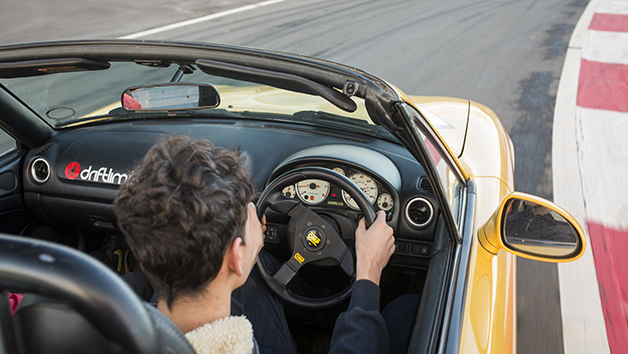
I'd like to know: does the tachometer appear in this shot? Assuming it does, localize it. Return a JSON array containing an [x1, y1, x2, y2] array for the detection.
[[296, 179, 330, 205], [342, 173, 378, 210]]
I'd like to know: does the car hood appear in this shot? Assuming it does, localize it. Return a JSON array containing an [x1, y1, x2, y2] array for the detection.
[[408, 96, 470, 157], [409, 95, 514, 183], [83, 85, 372, 121]]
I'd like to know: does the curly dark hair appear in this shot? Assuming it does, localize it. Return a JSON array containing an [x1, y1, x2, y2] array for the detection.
[[114, 136, 254, 308]]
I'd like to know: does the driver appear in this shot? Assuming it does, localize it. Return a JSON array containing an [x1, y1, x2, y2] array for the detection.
[[114, 136, 400, 354]]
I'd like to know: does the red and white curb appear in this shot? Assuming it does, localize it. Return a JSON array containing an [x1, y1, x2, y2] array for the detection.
[[554, 0, 628, 352]]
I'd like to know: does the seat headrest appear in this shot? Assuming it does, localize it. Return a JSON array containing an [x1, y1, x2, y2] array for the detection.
[[0, 234, 194, 354]]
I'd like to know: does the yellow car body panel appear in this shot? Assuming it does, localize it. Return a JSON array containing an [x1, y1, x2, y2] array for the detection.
[[214, 85, 371, 120], [405, 93, 518, 354], [404, 92, 582, 353], [460, 177, 516, 354]]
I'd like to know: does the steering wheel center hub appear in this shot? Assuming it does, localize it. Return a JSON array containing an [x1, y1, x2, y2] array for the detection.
[[303, 226, 326, 252], [256, 166, 376, 308]]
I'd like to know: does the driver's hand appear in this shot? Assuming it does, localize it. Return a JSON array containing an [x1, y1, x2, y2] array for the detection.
[[247, 203, 266, 255], [355, 211, 395, 286]]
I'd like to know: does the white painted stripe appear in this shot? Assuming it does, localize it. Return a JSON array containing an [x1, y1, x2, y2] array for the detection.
[[576, 107, 628, 229], [553, 0, 611, 352], [554, 51, 611, 354], [118, 0, 289, 39], [595, 1, 628, 15], [583, 30, 628, 65], [568, 0, 599, 49]]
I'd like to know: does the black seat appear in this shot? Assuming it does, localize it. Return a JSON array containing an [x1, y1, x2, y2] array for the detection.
[[0, 233, 196, 354]]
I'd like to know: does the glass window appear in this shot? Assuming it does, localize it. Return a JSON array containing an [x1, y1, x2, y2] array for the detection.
[[415, 126, 464, 225], [0, 62, 389, 140]]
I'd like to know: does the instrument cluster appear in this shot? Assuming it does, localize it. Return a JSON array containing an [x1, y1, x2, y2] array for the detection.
[[280, 166, 394, 213]]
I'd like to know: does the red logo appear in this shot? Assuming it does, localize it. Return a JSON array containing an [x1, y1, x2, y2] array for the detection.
[[65, 162, 81, 180]]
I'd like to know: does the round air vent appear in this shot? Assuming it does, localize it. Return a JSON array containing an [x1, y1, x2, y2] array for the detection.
[[31, 158, 50, 183], [405, 197, 433, 227]]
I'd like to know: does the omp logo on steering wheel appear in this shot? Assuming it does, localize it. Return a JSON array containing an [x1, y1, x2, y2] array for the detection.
[[65, 162, 81, 180], [306, 231, 321, 247]]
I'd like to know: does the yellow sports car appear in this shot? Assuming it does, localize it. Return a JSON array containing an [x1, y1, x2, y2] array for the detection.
[[0, 40, 584, 353]]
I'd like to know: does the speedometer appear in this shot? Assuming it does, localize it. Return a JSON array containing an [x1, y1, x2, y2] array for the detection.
[[296, 179, 330, 205], [342, 173, 378, 210]]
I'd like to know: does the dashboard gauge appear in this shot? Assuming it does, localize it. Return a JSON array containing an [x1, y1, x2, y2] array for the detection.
[[342, 173, 378, 210], [282, 185, 296, 199], [377, 193, 394, 211], [296, 179, 330, 205], [332, 167, 345, 176]]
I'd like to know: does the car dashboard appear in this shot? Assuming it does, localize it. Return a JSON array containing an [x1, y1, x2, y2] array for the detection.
[[21, 117, 439, 269]]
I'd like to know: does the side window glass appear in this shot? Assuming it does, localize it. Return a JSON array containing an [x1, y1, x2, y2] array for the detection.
[[398, 103, 466, 234], [414, 127, 464, 225], [0, 129, 17, 157]]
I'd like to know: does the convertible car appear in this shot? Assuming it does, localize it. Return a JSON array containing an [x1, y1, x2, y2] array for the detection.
[[0, 40, 585, 354]]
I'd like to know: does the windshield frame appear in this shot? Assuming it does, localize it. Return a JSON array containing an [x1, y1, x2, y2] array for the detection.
[[0, 40, 402, 137]]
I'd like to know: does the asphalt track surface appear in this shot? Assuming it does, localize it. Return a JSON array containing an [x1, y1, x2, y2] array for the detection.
[[0, 0, 590, 352]]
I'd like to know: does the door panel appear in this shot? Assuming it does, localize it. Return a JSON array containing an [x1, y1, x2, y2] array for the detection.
[[0, 148, 33, 235]]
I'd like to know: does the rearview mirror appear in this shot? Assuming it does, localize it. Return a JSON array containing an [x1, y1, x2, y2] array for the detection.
[[478, 192, 585, 262], [121, 83, 220, 111]]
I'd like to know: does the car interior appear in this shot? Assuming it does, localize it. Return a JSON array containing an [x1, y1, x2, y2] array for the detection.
[[0, 42, 458, 354]]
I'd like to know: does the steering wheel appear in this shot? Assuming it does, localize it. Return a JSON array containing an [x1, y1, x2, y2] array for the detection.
[[256, 166, 376, 309]]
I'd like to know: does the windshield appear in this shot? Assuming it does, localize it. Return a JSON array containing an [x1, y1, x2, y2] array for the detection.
[[0, 62, 390, 137]]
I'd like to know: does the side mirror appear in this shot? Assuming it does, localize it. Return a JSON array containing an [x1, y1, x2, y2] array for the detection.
[[121, 83, 220, 111], [478, 192, 585, 262]]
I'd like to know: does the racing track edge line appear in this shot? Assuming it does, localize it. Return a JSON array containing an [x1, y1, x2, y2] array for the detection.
[[552, 0, 611, 352]]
